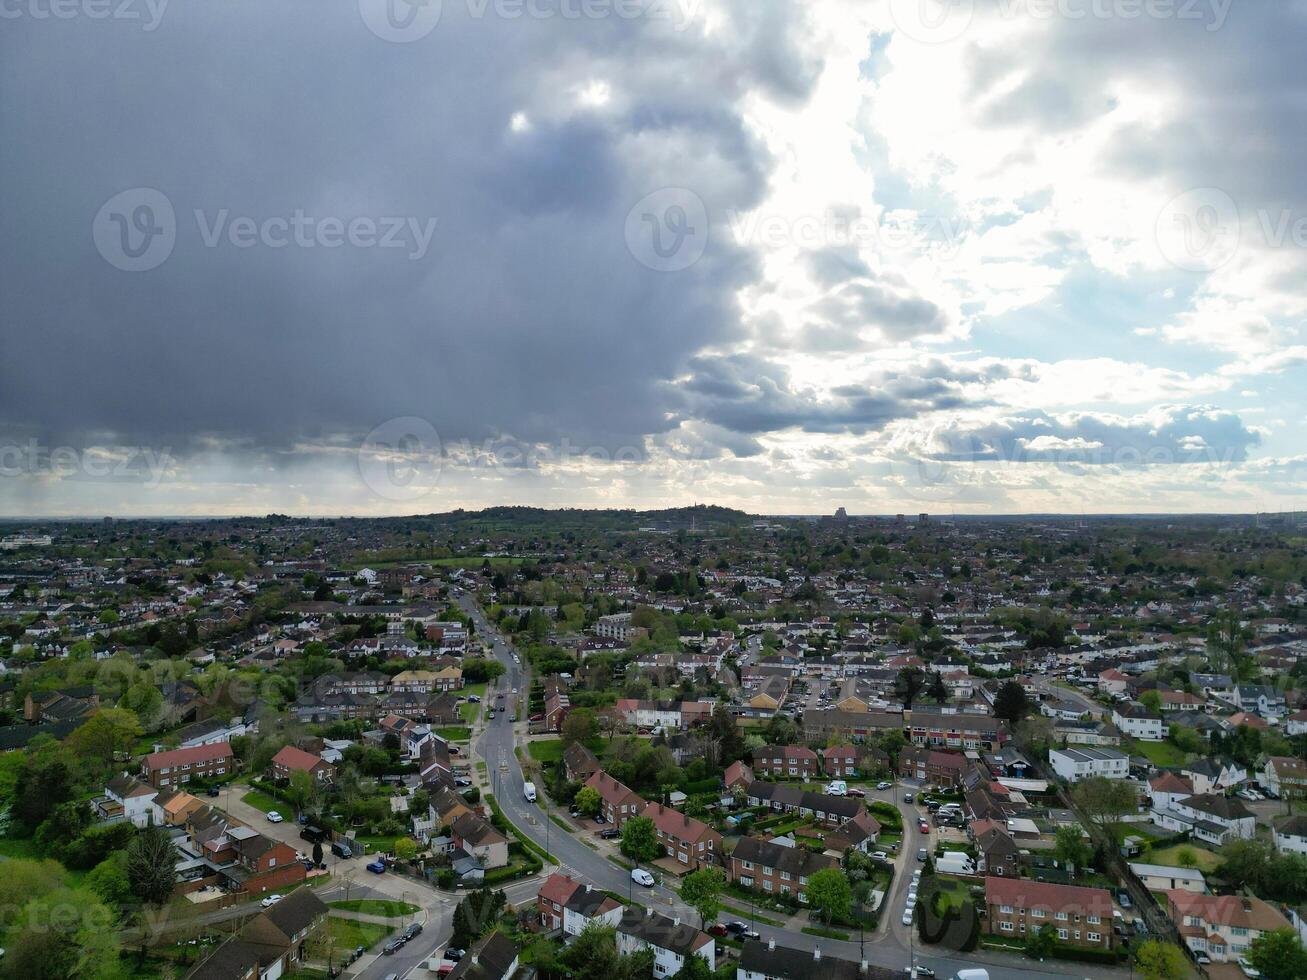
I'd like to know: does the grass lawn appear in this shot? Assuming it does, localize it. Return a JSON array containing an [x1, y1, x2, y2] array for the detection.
[[328, 899, 421, 917], [1150, 844, 1221, 873], [242, 789, 282, 814], [1130, 739, 1189, 766], [930, 877, 971, 912], [435, 726, 472, 742], [528, 736, 606, 764], [460, 684, 487, 723], [321, 916, 393, 952], [0, 836, 45, 860]]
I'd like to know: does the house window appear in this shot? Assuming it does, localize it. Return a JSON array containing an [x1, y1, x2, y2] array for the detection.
[[1032, 908, 1045, 918], [1057, 929, 1068, 940], [1000, 922, 1014, 932], [1055, 912, 1068, 921], [1087, 915, 1100, 924], [1088, 933, 1100, 942], [1000, 905, 1013, 915]]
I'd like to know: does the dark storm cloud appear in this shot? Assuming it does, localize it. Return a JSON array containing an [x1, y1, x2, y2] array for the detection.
[[0, 0, 818, 457]]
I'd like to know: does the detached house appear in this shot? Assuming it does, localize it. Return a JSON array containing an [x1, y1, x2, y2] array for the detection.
[[1049, 747, 1129, 782], [1153, 793, 1255, 846], [1261, 756, 1307, 800], [1168, 891, 1291, 963], [615, 906, 715, 979], [1112, 704, 1164, 741], [270, 745, 335, 783], [1273, 814, 1307, 855]]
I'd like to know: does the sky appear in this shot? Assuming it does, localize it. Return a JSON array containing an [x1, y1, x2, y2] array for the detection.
[[2, 0, 1306, 517]]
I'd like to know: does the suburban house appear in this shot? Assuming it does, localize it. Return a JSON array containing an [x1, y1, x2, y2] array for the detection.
[[1261, 756, 1307, 799], [1168, 891, 1291, 963], [745, 781, 862, 826], [615, 906, 714, 979], [1128, 863, 1207, 894], [904, 709, 1008, 751], [751, 745, 820, 781], [207, 825, 305, 896], [1273, 815, 1307, 855], [641, 802, 722, 871], [562, 742, 600, 784], [1235, 684, 1286, 717], [1287, 708, 1307, 736], [444, 931, 520, 980], [974, 824, 1022, 878], [584, 770, 645, 829], [1180, 758, 1247, 795], [984, 877, 1114, 951], [1111, 705, 1164, 741], [1148, 772, 1195, 810], [822, 745, 859, 778], [94, 775, 160, 827], [728, 836, 838, 902], [898, 746, 974, 787], [270, 745, 335, 783], [183, 887, 327, 980], [1152, 793, 1256, 845], [141, 742, 234, 789], [1049, 747, 1129, 782], [1097, 669, 1129, 694], [738, 940, 899, 980], [724, 760, 755, 792], [451, 812, 509, 870]]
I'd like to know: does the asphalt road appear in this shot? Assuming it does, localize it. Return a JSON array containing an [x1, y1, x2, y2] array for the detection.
[[454, 590, 1125, 980]]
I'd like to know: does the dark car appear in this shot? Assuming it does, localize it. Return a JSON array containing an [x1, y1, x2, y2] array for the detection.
[[367, 859, 386, 874], [383, 938, 405, 955], [300, 826, 326, 844], [206, 786, 220, 797], [600, 828, 621, 840], [403, 923, 423, 941], [445, 948, 466, 961], [903, 793, 914, 804]]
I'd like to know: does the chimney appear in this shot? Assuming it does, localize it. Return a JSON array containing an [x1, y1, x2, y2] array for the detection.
[[673, 917, 680, 928], [768, 939, 775, 952], [814, 948, 822, 962], [860, 960, 869, 974], [586, 884, 592, 893], [646, 905, 654, 918]]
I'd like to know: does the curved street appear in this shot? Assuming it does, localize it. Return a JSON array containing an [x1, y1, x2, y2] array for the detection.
[[455, 591, 1124, 980]]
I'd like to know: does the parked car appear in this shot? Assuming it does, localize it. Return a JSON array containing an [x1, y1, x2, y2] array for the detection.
[[631, 868, 655, 887], [707, 924, 728, 937], [403, 923, 423, 941], [1237, 959, 1261, 979], [266, 811, 284, 823], [906, 967, 935, 978], [260, 894, 282, 908], [919, 821, 930, 834], [444, 948, 466, 961], [367, 859, 387, 874], [206, 786, 220, 797], [1118, 891, 1132, 909], [876, 781, 892, 790], [1195, 953, 1212, 965], [383, 938, 405, 955], [917, 848, 928, 862], [600, 828, 621, 840], [846, 787, 866, 798], [903, 793, 914, 804], [902, 908, 914, 926], [872, 851, 889, 862]]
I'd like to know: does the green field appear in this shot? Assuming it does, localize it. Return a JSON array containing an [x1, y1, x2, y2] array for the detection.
[[460, 684, 487, 723], [242, 789, 283, 814], [319, 916, 393, 953], [1149, 844, 1221, 873], [1130, 739, 1189, 766], [435, 726, 472, 741], [527, 736, 606, 764], [328, 899, 421, 917]]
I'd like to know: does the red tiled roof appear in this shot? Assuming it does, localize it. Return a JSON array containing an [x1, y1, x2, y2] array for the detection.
[[144, 741, 233, 770], [272, 745, 328, 772], [985, 876, 1113, 917], [538, 873, 581, 907]]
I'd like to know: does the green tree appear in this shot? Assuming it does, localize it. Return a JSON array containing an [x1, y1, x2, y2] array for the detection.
[[620, 816, 660, 869], [126, 824, 177, 908], [561, 708, 598, 747], [993, 681, 1030, 725], [0, 888, 118, 980], [1140, 690, 1162, 715], [1247, 928, 1307, 980], [65, 708, 142, 772], [1070, 777, 1137, 832], [1134, 940, 1188, 980], [574, 786, 602, 817], [84, 853, 133, 912], [394, 837, 419, 862], [287, 768, 315, 814], [806, 867, 852, 926], [559, 923, 624, 980], [895, 667, 926, 709], [1053, 825, 1093, 878], [1025, 922, 1056, 960], [678, 867, 726, 929]]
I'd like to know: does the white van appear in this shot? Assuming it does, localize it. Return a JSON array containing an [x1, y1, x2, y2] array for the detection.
[[826, 780, 848, 796], [523, 781, 537, 803], [950, 971, 990, 980]]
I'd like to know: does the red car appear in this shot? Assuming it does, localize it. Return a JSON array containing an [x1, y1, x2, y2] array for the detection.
[[846, 787, 866, 798], [707, 924, 729, 937], [919, 821, 930, 834]]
